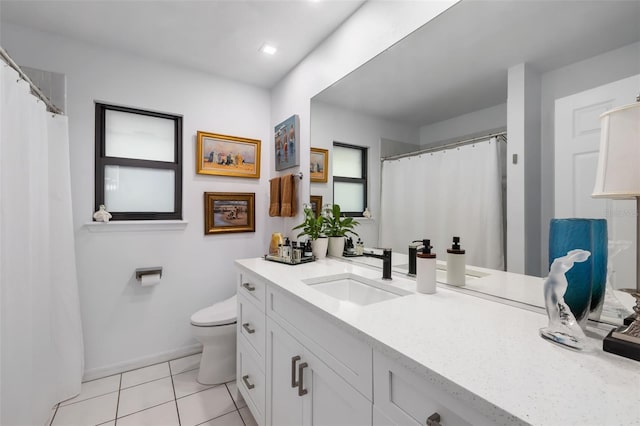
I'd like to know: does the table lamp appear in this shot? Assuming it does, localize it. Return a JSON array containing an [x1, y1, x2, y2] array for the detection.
[[592, 94, 640, 361]]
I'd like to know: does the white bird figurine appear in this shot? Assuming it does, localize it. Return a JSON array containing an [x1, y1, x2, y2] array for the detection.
[[93, 205, 112, 223]]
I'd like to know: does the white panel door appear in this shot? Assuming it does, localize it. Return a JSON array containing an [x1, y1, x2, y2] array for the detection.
[[554, 74, 640, 289], [267, 318, 371, 426], [266, 319, 304, 426], [302, 346, 371, 426]]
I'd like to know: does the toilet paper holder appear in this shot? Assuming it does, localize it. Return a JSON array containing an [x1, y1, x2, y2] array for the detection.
[[135, 267, 163, 281]]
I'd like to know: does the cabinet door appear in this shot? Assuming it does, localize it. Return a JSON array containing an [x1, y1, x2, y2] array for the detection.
[[266, 319, 304, 426], [267, 318, 371, 426], [301, 347, 371, 426]]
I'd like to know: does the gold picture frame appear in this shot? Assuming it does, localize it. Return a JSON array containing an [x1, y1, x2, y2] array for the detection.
[[310, 195, 323, 218], [204, 192, 255, 235], [310, 147, 328, 183], [197, 131, 261, 178]]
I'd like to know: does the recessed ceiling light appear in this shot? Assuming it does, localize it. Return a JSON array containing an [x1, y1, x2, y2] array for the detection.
[[260, 43, 277, 55]]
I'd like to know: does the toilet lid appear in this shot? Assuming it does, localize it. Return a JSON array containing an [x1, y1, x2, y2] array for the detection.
[[191, 294, 237, 326]]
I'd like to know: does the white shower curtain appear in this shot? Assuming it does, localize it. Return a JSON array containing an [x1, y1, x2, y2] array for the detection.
[[1, 65, 84, 425], [380, 138, 504, 270]]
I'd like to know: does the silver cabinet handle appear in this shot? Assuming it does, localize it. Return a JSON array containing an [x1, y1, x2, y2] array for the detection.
[[242, 374, 255, 390], [426, 412, 441, 426], [298, 362, 308, 396], [291, 355, 301, 388], [242, 282, 255, 292], [242, 323, 255, 334]]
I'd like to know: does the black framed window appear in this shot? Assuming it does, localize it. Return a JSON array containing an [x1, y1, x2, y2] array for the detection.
[[95, 103, 182, 220], [332, 142, 367, 217]]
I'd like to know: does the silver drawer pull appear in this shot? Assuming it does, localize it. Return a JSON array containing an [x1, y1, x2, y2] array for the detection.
[[242, 374, 255, 390], [291, 356, 301, 388], [242, 323, 255, 334], [298, 362, 308, 396], [242, 282, 255, 292], [426, 412, 441, 426]]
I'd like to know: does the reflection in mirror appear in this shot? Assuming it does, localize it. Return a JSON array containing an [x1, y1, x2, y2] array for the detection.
[[310, 0, 640, 326]]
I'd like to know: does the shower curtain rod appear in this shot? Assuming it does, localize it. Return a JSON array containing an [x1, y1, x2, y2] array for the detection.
[[381, 131, 507, 162], [0, 46, 64, 115]]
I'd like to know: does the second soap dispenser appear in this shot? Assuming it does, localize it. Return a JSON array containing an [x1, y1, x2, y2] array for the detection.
[[446, 236, 466, 286], [416, 239, 436, 294]]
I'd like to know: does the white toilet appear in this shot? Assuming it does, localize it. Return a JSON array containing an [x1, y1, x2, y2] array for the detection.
[[190, 294, 237, 385]]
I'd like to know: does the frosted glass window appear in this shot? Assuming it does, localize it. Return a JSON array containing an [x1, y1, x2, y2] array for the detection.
[[104, 166, 174, 212], [334, 182, 365, 213], [95, 103, 182, 220], [332, 142, 367, 216], [333, 145, 363, 178], [105, 110, 175, 162]]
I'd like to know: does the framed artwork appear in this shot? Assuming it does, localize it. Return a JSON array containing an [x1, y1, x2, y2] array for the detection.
[[310, 147, 328, 183], [274, 115, 300, 171], [204, 192, 255, 235], [310, 195, 323, 218], [197, 131, 261, 178]]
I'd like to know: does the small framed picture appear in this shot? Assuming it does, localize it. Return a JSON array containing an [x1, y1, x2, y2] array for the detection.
[[197, 131, 261, 178], [310, 147, 328, 183], [274, 115, 300, 171], [310, 195, 323, 218], [204, 192, 255, 235]]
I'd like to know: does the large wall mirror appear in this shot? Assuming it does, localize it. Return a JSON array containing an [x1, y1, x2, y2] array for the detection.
[[309, 0, 640, 323]]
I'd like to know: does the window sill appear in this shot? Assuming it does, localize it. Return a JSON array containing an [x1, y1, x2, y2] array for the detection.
[[84, 220, 188, 233]]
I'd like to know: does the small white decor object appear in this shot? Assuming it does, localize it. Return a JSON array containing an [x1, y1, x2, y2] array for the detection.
[[93, 204, 112, 223], [362, 207, 372, 218], [539, 249, 591, 350]]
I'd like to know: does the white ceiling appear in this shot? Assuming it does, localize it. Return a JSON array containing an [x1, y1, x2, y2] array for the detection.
[[0, 0, 366, 89], [314, 0, 640, 126]]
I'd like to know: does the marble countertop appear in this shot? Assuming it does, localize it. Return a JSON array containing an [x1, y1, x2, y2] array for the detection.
[[235, 256, 640, 426]]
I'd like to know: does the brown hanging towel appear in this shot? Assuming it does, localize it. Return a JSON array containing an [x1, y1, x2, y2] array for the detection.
[[280, 174, 297, 217], [269, 176, 281, 217]]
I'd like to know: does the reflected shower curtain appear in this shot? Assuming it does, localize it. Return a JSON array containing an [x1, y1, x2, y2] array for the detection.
[[380, 138, 504, 270], [1, 65, 84, 425]]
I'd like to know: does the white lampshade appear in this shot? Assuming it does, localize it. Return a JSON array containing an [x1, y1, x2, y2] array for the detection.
[[592, 101, 640, 199]]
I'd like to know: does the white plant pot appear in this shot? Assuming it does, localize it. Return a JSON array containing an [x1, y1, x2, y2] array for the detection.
[[328, 236, 345, 257], [311, 237, 328, 259]]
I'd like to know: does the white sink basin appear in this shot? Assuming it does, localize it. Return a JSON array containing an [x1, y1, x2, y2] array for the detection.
[[302, 273, 411, 306]]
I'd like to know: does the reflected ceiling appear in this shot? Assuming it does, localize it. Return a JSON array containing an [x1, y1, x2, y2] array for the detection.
[[314, 0, 640, 126]]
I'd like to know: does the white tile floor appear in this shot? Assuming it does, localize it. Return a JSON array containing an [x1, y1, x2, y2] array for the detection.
[[49, 353, 257, 426]]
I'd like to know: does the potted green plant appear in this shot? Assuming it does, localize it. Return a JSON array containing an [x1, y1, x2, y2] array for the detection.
[[292, 206, 328, 259], [324, 204, 359, 257]]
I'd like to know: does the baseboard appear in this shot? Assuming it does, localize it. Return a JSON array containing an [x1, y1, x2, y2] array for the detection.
[[82, 344, 203, 382]]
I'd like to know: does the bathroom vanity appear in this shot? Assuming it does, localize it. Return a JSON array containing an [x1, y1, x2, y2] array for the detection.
[[235, 257, 640, 426]]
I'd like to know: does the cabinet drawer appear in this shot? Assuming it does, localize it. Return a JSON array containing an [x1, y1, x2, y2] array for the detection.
[[238, 271, 267, 309], [237, 338, 265, 425], [374, 351, 488, 426], [238, 293, 265, 361], [267, 286, 372, 400]]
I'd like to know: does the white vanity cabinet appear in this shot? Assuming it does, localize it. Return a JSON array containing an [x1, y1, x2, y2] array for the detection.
[[372, 351, 496, 426], [236, 269, 373, 426], [236, 270, 268, 425], [266, 318, 371, 426]]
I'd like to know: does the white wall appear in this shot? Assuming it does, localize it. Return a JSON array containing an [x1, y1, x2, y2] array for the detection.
[[539, 41, 640, 275], [507, 63, 541, 275], [311, 100, 419, 246], [1, 23, 272, 379], [271, 0, 458, 241], [418, 103, 506, 146]]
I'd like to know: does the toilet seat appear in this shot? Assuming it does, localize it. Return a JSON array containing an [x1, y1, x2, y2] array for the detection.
[[191, 295, 237, 327]]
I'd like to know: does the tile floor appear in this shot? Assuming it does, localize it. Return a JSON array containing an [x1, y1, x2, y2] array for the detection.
[[48, 353, 257, 426]]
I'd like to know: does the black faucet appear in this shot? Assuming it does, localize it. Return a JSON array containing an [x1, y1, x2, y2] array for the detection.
[[363, 248, 392, 280], [407, 240, 424, 276]]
